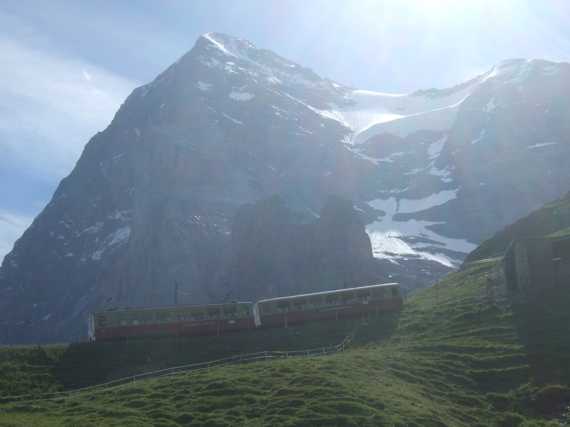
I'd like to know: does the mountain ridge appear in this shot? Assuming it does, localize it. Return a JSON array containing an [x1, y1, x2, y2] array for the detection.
[[2, 32, 570, 343]]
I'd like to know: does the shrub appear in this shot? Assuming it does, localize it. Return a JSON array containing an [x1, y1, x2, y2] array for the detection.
[[533, 385, 570, 416]]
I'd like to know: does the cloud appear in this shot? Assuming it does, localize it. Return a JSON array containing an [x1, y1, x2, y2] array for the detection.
[[0, 37, 139, 179], [0, 210, 33, 263], [0, 19, 139, 261]]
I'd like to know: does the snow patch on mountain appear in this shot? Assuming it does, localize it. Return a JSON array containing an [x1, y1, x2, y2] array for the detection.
[[429, 164, 453, 183], [394, 190, 458, 214], [527, 142, 558, 150], [229, 90, 255, 101], [108, 210, 132, 221], [471, 129, 487, 145], [484, 97, 497, 112], [222, 112, 244, 125], [428, 137, 446, 159], [354, 97, 467, 142], [79, 222, 103, 235], [366, 191, 476, 267], [376, 151, 407, 163], [91, 226, 131, 261], [368, 231, 457, 267], [482, 59, 563, 85], [202, 33, 255, 59], [333, 90, 406, 134], [329, 84, 478, 145], [196, 81, 212, 91], [344, 145, 383, 165]]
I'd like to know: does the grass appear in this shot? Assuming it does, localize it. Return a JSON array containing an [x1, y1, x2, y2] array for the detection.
[[1, 259, 569, 426], [0, 346, 65, 398], [53, 317, 361, 389]]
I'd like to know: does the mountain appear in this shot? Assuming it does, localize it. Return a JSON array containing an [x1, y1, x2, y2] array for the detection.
[[347, 58, 570, 265], [1, 33, 570, 343], [227, 195, 381, 300]]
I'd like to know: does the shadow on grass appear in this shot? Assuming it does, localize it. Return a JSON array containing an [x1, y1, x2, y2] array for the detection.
[[351, 311, 400, 346], [511, 286, 570, 385], [53, 312, 400, 390]]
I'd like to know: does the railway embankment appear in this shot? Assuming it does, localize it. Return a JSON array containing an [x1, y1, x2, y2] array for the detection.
[[2, 259, 570, 425]]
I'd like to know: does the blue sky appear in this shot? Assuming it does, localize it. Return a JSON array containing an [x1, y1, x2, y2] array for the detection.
[[1, 0, 570, 260]]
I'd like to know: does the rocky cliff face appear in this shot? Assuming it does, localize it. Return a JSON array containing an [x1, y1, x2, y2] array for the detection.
[[1, 33, 570, 343], [227, 196, 379, 300], [352, 59, 570, 266], [0, 33, 374, 343]]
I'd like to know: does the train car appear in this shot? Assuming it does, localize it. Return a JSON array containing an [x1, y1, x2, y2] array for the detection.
[[89, 302, 254, 341], [254, 282, 402, 328]]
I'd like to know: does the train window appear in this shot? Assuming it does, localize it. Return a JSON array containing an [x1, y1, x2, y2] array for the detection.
[[326, 294, 339, 304], [193, 311, 205, 321], [223, 305, 237, 318], [277, 301, 290, 312], [265, 303, 277, 314], [96, 315, 107, 328], [207, 308, 220, 319], [341, 293, 354, 303], [309, 296, 322, 307], [374, 288, 385, 298], [292, 299, 306, 310], [156, 311, 170, 322], [357, 290, 370, 298], [391, 287, 398, 297]]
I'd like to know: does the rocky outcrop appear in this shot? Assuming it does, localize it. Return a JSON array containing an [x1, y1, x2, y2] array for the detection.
[[227, 196, 379, 300]]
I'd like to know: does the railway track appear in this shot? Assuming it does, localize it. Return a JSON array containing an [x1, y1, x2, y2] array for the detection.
[[1, 330, 355, 404]]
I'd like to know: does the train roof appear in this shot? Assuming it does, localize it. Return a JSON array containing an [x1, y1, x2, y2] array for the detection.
[[92, 301, 253, 316], [256, 282, 399, 304]]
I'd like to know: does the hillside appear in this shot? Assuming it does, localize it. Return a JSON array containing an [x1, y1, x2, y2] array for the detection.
[[465, 191, 570, 263], [2, 259, 570, 426]]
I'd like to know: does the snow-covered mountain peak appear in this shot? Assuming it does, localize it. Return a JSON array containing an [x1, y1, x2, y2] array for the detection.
[[337, 84, 474, 144], [340, 58, 568, 145], [193, 32, 332, 87], [198, 32, 257, 61], [482, 58, 564, 85]]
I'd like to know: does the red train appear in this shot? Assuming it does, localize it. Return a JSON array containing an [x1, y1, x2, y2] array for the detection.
[[88, 282, 402, 341]]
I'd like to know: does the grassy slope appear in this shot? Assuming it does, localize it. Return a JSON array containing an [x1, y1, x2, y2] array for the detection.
[[2, 260, 567, 426], [466, 192, 570, 263], [0, 315, 362, 394], [0, 346, 65, 398], [52, 320, 360, 389]]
